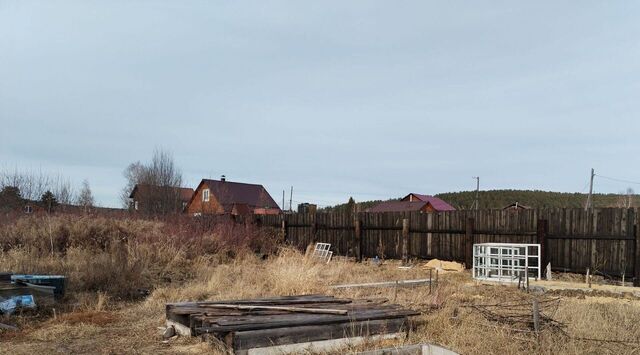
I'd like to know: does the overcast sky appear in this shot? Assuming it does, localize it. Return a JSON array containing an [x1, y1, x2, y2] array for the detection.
[[1, 1, 640, 208]]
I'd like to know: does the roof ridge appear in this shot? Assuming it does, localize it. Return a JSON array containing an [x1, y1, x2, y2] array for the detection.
[[203, 179, 264, 187]]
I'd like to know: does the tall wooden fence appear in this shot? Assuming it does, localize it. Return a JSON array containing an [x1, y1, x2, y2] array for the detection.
[[257, 208, 640, 286]]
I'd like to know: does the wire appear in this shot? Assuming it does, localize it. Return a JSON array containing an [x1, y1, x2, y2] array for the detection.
[[578, 179, 590, 193], [595, 174, 640, 186]]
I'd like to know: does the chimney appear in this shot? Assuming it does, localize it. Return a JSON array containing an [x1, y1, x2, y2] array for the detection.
[[221, 175, 226, 182]]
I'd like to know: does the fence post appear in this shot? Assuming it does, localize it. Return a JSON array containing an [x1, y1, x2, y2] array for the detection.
[[634, 223, 640, 287], [281, 219, 287, 243], [465, 218, 474, 269], [311, 216, 317, 244], [402, 218, 409, 264], [354, 219, 362, 262], [537, 219, 548, 271]]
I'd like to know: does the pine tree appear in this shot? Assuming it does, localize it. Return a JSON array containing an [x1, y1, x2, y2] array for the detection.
[[40, 190, 58, 213], [346, 197, 356, 214]]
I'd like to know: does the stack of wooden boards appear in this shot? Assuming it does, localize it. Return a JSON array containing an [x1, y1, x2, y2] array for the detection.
[[166, 294, 419, 354]]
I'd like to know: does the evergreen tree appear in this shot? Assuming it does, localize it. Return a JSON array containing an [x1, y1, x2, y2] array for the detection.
[[346, 197, 356, 214], [0, 186, 22, 210], [40, 190, 58, 213]]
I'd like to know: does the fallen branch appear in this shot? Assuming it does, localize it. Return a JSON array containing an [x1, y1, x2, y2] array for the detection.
[[330, 278, 432, 289], [0, 322, 18, 331]]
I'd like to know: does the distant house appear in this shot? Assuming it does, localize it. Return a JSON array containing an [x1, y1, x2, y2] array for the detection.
[[503, 202, 530, 211], [367, 193, 456, 213], [185, 177, 281, 216], [297, 203, 317, 214], [129, 184, 194, 213]]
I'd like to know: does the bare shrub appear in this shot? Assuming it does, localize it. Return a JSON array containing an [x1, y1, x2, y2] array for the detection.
[[0, 214, 281, 299]]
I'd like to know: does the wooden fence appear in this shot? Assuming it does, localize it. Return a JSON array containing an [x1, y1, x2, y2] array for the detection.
[[257, 208, 640, 286]]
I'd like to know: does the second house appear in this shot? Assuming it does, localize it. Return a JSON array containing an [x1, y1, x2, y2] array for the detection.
[[185, 176, 281, 216]]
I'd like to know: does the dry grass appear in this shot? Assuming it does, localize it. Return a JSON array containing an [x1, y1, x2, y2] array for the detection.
[[1, 215, 639, 354]]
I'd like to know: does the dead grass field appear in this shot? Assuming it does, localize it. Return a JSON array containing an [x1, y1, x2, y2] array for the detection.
[[1, 215, 639, 354]]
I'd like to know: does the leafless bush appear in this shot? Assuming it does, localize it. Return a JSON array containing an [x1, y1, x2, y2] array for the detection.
[[76, 179, 94, 210], [0, 214, 281, 298], [0, 167, 77, 205]]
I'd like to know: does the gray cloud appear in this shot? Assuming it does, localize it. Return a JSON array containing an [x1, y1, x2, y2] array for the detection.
[[2, 1, 639, 207]]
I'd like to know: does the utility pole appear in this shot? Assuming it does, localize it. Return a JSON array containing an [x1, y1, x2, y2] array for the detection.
[[282, 190, 285, 212], [585, 168, 595, 211], [472, 177, 480, 210], [289, 186, 293, 212]]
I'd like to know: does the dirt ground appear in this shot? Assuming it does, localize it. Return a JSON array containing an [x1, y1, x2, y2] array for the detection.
[[1, 254, 640, 354]]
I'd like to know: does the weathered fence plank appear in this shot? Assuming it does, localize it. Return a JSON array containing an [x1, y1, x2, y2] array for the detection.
[[259, 208, 638, 280]]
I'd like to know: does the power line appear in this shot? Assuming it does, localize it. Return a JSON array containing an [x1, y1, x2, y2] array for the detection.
[[595, 174, 640, 186], [578, 177, 591, 193]]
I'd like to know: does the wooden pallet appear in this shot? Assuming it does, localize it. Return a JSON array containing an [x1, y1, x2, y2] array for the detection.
[[166, 294, 419, 354]]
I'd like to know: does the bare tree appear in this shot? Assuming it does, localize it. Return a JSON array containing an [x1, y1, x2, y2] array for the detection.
[[0, 168, 76, 203], [121, 148, 184, 214], [120, 162, 146, 208], [77, 179, 95, 210], [51, 175, 75, 205]]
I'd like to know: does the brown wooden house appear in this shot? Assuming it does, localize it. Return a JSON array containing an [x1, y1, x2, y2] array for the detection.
[[185, 178, 281, 216], [129, 184, 194, 214]]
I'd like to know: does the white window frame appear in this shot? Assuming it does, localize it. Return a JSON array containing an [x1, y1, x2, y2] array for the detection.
[[473, 243, 541, 283], [134, 201, 139, 210], [203, 189, 210, 202]]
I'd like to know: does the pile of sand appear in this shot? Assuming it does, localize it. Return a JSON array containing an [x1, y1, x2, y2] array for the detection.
[[424, 259, 464, 272]]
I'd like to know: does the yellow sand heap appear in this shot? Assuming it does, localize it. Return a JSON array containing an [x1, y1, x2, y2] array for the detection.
[[424, 259, 464, 272]]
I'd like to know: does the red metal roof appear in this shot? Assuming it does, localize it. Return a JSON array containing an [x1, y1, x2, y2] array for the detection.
[[367, 201, 429, 213], [405, 193, 456, 211], [201, 179, 280, 210]]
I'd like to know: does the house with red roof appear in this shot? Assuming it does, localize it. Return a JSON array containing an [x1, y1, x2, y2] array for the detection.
[[185, 177, 281, 216], [367, 193, 455, 213]]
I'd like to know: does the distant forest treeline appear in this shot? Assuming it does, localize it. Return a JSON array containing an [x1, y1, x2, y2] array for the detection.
[[322, 189, 639, 212]]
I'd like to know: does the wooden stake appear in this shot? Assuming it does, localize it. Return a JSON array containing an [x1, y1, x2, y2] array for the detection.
[[532, 299, 540, 334], [546, 262, 552, 281], [518, 273, 522, 290], [429, 269, 433, 295], [393, 281, 398, 302], [586, 268, 590, 284]]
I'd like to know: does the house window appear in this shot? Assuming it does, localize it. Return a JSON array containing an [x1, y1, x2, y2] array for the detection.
[[134, 201, 139, 210], [24, 205, 33, 214], [203, 189, 210, 202]]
